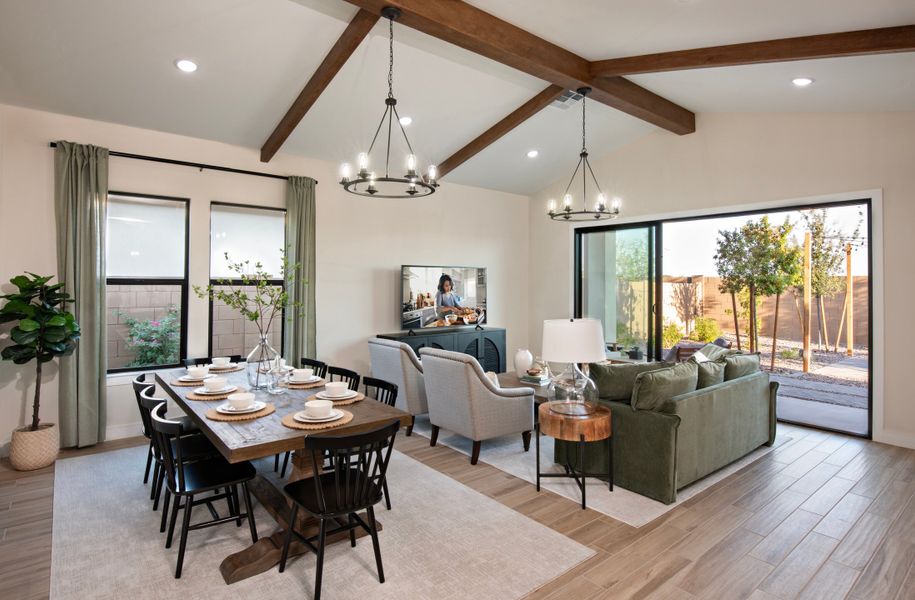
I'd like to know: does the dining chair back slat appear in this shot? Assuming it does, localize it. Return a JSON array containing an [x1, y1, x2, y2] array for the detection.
[[327, 366, 360, 391], [363, 377, 398, 407], [300, 358, 329, 378]]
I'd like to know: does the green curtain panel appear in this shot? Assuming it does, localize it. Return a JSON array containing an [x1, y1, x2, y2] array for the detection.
[[284, 176, 317, 364], [54, 141, 108, 448]]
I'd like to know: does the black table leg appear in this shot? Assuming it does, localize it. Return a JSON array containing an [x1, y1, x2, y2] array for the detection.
[[535, 422, 541, 492], [608, 436, 614, 492], [579, 434, 586, 510]]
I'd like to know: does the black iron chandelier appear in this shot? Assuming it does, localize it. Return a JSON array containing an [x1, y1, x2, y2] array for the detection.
[[339, 7, 438, 198], [548, 87, 621, 221]]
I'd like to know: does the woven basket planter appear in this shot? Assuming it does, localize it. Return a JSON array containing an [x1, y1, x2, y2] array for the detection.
[[9, 423, 59, 471]]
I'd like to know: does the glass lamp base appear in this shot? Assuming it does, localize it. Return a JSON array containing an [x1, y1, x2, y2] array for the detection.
[[547, 362, 600, 417], [548, 400, 597, 416]]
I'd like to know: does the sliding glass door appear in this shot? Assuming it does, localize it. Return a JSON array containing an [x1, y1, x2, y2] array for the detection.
[[576, 224, 658, 360]]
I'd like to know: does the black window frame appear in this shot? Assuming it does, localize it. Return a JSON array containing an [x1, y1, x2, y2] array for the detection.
[[206, 201, 287, 360], [105, 191, 191, 374]]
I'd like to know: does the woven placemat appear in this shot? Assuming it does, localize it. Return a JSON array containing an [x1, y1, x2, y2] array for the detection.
[[205, 403, 275, 422], [170, 379, 208, 387], [281, 409, 354, 431], [186, 388, 243, 401], [208, 365, 245, 374], [284, 378, 326, 390], [306, 391, 365, 406]]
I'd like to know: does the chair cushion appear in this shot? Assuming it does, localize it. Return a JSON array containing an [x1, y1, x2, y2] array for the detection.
[[724, 353, 761, 380], [284, 468, 383, 516], [693, 358, 726, 389], [588, 361, 675, 404], [631, 361, 698, 411]]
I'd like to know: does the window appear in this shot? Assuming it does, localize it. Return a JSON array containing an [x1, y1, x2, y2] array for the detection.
[[106, 193, 189, 371], [208, 203, 286, 358]]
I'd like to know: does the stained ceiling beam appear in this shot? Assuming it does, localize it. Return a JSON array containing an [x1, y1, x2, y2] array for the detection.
[[438, 84, 565, 178], [590, 25, 915, 77], [260, 9, 379, 162], [341, 0, 695, 135]]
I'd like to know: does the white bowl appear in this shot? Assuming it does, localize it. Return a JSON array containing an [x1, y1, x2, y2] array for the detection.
[[291, 368, 313, 382], [305, 399, 333, 419], [204, 376, 227, 392], [186, 366, 209, 379], [324, 381, 349, 398], [211, 357, 231, 367], [227, 392, 256, 411]]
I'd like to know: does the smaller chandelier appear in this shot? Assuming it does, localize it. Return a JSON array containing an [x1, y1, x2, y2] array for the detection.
[[339, 7, 438, 199], [548, 87, 621, 221]]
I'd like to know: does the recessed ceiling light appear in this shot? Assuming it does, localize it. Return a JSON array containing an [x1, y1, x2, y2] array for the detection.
[[526, 150, 539, 158], [792, 77, 814, 87], [175, 59, 198, 73], [399, 116, 412, 126]]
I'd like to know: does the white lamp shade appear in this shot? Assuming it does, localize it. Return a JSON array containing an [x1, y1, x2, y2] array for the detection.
[[541, 318, 606, 363]]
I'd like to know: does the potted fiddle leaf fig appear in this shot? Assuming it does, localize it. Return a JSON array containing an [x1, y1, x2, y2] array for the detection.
[[1, 273, 80, 470]]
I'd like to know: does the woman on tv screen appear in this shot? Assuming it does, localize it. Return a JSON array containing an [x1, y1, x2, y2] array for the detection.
[[435, 273, 464, 316]]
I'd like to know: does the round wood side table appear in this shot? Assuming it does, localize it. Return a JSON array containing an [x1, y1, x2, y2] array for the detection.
[[536, 402, 612, 510]]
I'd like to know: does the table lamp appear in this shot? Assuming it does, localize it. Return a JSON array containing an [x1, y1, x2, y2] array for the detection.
[[541, 318, 606, 416]]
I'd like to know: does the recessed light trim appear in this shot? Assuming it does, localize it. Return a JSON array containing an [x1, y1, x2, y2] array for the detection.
[[526, 150, 539, 158], [175, 59, 198, 73], [398, 116, 412, 126], [792, 77, 814, 87]]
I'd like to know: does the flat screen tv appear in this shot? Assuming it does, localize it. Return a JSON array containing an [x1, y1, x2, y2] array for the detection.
[[401, 265, 487, 330]]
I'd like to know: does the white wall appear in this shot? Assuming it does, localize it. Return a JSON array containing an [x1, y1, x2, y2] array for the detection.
[[528, 111, 915, 449], [0, 103, 530, 450]]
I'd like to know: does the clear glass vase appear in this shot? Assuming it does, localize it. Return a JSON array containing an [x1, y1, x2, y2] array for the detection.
[[547, 362, 598, 416], [246, 336, 279, 390]]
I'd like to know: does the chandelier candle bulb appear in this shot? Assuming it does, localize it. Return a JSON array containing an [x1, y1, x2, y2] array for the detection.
[[406, 154, 417, 175], [563, 193, 572, 207], [612, 196, 622, 212], [427, 164, 437, 182], [339, 163, 352, 183], [548, 199, 557, 213]]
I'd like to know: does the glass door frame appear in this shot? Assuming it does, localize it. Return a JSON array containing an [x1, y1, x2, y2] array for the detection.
[[573, 197, 873, 439]]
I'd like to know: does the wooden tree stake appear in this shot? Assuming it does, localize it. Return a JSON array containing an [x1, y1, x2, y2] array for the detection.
[[803, 232, 812, 372]]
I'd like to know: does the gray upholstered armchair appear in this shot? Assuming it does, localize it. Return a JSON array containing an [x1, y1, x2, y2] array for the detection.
[[368, 337, 427, 436], [419, 347, 534, 465]]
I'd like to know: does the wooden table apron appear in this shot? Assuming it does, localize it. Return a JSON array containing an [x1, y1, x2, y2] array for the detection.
[[155, 370, 413, 584]]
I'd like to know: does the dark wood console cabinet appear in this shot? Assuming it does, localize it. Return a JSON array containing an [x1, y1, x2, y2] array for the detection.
[[377, 327, 506, 373]]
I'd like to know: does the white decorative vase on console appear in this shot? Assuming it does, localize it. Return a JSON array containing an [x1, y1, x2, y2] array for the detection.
[[514, 348, 534, 376]]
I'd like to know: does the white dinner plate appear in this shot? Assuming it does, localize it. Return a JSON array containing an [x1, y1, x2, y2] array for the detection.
[[315, 390, 358, 401], [288, 375, 322, 384], [293, 409, 344, 423], [179, 373, 215, 382], [215, 400, 266, 415], [193, 385, 238, 395], [208, 362, 238, 370]]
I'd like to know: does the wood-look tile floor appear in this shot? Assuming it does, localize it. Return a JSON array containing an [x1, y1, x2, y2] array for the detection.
[[3, 424, 915, 599]]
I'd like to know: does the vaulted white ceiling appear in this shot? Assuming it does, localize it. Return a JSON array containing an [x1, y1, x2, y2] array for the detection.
[[0, 0, 913, 195]]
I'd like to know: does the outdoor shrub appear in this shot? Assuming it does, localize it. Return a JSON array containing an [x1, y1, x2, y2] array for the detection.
[[118, 307, 180, 367], [691, 317, 721, 343], [662, 321, 684, 349], [778, 348, 799, 360]]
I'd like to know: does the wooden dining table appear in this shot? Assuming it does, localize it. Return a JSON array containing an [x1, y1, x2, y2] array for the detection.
[[155, 368, 412, 584]]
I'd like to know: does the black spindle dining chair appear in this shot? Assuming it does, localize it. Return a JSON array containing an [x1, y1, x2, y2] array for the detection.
[[326, 366, 360, 391], [363, 377, 398, 407], [150, 403, 259, 579], [278, 420, 400, 600], [300, 357, 328, 378]]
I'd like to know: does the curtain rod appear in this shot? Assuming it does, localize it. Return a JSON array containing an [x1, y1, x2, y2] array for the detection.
[[48, 142, 317, 184]]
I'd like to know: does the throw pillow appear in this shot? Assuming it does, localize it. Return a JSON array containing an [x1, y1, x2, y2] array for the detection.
[[631, 361, 699, 411], [694, 358, 726, 389], [588, 361, 674, 403], [724, 353, 761, 380], [699, 342, 736, 362]]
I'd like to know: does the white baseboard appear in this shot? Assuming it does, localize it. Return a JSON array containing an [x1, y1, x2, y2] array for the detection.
[[874, 429, 915, 451], [105, 421, 144, 442]]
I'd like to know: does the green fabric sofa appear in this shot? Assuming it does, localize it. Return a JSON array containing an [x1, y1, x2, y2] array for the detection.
[[554, 349, 778, 504]]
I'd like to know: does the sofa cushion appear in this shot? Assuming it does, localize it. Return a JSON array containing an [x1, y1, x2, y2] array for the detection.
[[631, 361, 699, 411], [724, 353, 761, 380], [699, 343, 736, 362], [694, 358, 726, 389], [588, 361, 674, 404]]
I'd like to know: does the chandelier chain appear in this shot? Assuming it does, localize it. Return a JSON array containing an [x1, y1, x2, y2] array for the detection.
[[387, 16, 394, 99], [581, 92, 587, 152]]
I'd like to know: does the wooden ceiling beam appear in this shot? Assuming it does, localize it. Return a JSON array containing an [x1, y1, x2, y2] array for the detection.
[[590, 25, 915, 77], [260, 9, 379, 163], [438, 84, 565, 178], [341, 0, 695, 135]]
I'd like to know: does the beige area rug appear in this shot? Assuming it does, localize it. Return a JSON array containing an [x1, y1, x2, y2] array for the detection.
[[412, 416, 789, 528], [50, 446, 594, 600]]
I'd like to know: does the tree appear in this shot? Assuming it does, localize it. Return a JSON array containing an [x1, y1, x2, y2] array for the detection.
[[615, 238, 649, 344], [672, 279, 700, 337], [0, 273, 80, 431], [799, 209, 861, 350], [714, 228, 748, 350]]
